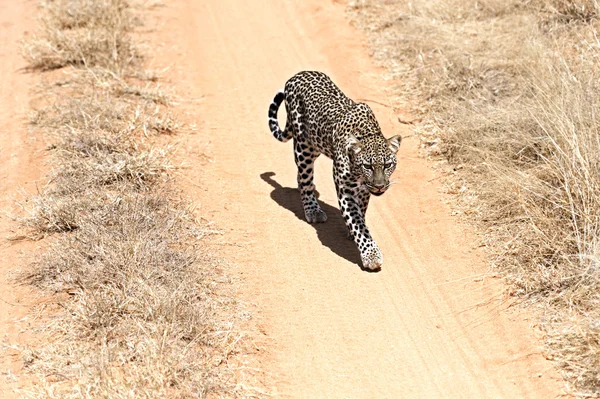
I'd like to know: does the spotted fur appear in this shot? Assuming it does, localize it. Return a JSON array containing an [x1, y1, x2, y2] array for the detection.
[[268, 71, 402, 270]]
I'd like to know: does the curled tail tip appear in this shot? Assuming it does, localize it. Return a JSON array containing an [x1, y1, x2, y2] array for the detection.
[[268, 89, 291, 142], [274, 89, 285, 101], [268, 89, 285, 116]]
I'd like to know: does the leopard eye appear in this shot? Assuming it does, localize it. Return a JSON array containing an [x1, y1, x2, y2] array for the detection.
[[363, 163, 373, 170], [384, 162, 393, 169]]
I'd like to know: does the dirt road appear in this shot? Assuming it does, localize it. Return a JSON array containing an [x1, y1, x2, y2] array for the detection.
[[147, 0, 566, 397], [0, 1, 45, 397], [0, 0, 564, 397]]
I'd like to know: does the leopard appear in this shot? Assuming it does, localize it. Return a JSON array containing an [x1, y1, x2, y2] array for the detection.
[[267, 71, 402, 271]]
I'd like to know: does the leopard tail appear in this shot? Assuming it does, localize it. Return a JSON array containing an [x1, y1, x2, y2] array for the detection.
[[268, 90, 292, 142]]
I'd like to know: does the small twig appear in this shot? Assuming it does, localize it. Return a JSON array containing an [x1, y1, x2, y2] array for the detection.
[[355, 97, 393, 108], [398, 116, 421, 125], [427, 174, 446, 183]]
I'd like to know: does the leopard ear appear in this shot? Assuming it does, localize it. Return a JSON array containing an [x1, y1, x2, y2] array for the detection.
[[387, 135, 402, 154], [347, 134, 362, 155]]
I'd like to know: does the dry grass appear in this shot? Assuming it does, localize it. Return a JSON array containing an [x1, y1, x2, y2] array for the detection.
[[350, 0, 600, 395], [23, 0, 140, 71], [18, 0, 255, 397], [23, 189, 244, 398]]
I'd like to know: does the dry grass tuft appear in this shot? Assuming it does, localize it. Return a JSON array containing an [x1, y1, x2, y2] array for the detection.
[[19, 0, 254, 397], [537, 0, 600, 23], [23, 0, 139, 71], [351, 0, 600, 394], [24, 189, 244, 398]]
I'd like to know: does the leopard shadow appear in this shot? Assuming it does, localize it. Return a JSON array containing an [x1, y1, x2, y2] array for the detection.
[[260, 171, 362, 267]]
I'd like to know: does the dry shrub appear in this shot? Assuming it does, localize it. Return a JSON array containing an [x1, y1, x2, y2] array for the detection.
[[41, 0, 132, 30], [19, 0, 254, 397], [23, 28, 139, 71], [508, 69, 600, 390], [23, 0, 139, 71], [28, 95, 175, 197], [31, 83, 175, 136], [23, 194, 90, 234], [46, 148, 170, 194], [351, 0, 600, 394], [24, 190, 242, 398], [536, 0, 600, 23]]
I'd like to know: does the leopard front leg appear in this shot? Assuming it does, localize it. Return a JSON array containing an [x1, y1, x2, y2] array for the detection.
[[294, 138, 327, 223], [336, 184, 383, 271], [357, 184, 371, 220], [345, 185, 371, 240]]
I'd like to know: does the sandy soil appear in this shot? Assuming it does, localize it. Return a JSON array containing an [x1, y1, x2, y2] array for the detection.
[[0, 0, 565, 397], [0, 1, 46, 397], [148, 0, 565, 397]]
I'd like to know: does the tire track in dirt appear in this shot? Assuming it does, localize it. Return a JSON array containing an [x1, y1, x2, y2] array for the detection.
[[149, 0, 564, 397]]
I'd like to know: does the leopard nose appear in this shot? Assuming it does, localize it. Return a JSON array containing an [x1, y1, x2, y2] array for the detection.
[[373, 182, 386, 189]]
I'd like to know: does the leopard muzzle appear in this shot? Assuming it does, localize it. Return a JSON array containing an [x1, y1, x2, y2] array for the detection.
[[366, 167, 389, 196]]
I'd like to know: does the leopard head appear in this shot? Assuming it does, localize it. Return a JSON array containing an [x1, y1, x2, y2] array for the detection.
[[347, 134, 402, 196]]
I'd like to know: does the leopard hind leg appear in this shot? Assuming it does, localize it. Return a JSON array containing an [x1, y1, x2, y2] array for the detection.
[[294, 137, 327, 223]]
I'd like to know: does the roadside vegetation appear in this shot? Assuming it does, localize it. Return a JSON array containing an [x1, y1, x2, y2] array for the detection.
[[350, 0, 600, 395], [19, 0, 252, 397]]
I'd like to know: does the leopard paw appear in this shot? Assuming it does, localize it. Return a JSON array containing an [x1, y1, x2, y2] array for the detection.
[[361, 245, 383, 271], [305, 208, 328, 223]]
